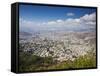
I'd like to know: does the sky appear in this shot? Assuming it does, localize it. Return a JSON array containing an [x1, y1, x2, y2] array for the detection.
[[19, 4, 96, 33]]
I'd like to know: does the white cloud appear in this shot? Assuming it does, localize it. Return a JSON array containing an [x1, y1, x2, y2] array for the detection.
[[66, 12, 75, 16], [19, 18, 44, 32], [56, 19, 63, 23], [20, 12, 96, 32], [64, 18, 80, 26], [47, 21, 56, 25], [80, 12, 96, 26], [80, 12, 96, 22], [75, 19, 80, 23]]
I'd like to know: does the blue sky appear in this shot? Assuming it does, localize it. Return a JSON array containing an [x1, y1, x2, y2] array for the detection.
[[19, 4, 96, 33]]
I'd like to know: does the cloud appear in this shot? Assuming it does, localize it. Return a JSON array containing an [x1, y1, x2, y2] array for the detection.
[[80, 12, 96, 22], [20, 18, 34, 27], [56, 19, 63, 23], [20, 12, 96, 32], [80, 12, 96, 26], [19, 18, 43, 32], [65, 18, 81, 26], [66, 12, 75, 16], [47, 21, 56, 25]]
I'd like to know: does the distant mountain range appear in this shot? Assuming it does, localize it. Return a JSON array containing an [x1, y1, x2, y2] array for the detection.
[[20, 31, 32, 36]]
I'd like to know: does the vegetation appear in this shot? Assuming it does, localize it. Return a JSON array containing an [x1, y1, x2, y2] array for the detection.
[[19, 50, 96, 72]]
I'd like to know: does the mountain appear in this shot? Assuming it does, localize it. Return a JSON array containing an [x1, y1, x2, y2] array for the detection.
[[20, 31, 32, 36]]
